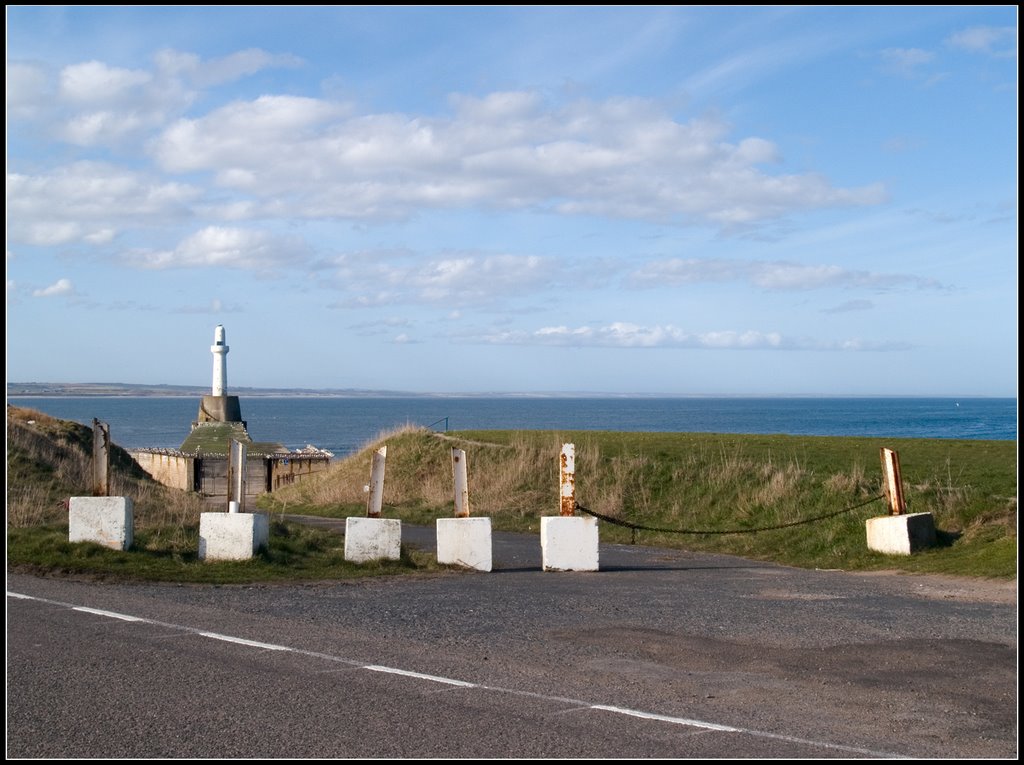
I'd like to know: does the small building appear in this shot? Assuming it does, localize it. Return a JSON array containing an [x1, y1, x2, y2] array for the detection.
[[130, 326, 332, 503]]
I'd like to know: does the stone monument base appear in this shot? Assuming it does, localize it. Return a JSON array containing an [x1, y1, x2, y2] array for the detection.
[[436, 517, 492, 572], [69, 496, 134, 551], [199, 512, 269, 561], [866, 512, 937, 555], [344, 517, 402, 563], [540, 516, 599, 571]]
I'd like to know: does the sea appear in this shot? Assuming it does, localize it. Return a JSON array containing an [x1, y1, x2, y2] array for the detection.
[[7, 395, 1017, 459]]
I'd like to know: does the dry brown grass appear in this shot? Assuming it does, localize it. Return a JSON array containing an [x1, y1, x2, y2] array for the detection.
[[7, 404, 207, 537]]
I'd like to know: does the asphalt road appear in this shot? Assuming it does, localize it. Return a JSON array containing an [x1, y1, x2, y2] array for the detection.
[[6, 521, 1017, 759]]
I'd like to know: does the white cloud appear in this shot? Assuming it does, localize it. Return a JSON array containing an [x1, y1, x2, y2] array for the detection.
[[7, 49, 301, 149], [6, 61, 52, 118], [153, 95, 350, 174], [148, 90, 885, 228], [6, 162, 200, 246], [483, 323, 784, 349], [59, 60, 152, 104], [327, 251, 556, 307], [878, 47, 935, 77], [153, 47, 302, 87], [172, 297, 242, 314], [125, 226, 308, 271], [821, 299, 874, 314], [947, 26, 1017, 58], [83, 229, 118, 245], [32, 278, 74, 297], [61, 110, 153, 146], [480, 322, 909, 351], [628, 258, 941, 291]]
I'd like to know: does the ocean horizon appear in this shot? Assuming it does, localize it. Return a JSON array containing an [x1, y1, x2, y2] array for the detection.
[[8, 395, 1017, 458]]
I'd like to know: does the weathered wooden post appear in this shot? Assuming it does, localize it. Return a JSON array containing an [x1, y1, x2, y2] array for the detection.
[[436, 446, 492, 571], [344, 444, 400, 562], [560, 442, 576, 517], [92, 419, 110, 497], [69, 418, 133, 549], [866, 446, 935, 555], [879, 447, 906, 516], [541, 442, 599, 571], [452, 448, 470, 518], [366, 445, 387, 518], [199, 438, 267, 560], [227, 439, 247, 513]]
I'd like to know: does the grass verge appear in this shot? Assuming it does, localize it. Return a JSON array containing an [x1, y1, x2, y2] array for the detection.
[[260, 427, 1017, 580], [7, 521, 442, 584], [8, 405, 1017, 582]]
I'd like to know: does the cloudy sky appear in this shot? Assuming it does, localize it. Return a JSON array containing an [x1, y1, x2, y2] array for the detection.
[[6, 6, 1017, 396]]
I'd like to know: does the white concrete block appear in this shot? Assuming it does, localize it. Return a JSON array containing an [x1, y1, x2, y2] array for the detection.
[[866, 512, 937, 555], [344, 517, 402, 563], [541, 516, 599, 572], [436, 517, 492, 572], [68, 496, 134, 551], [199, 512, 270, 561]]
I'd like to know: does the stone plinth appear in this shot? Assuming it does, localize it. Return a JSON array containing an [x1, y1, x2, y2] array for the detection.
[[436, 517, 492, 572], [344, 517, 401, 563], [69, 496, 134, 551], [866, 512, 937, 555], [199, 512, 269, 561], [540, 516, 599, 571]]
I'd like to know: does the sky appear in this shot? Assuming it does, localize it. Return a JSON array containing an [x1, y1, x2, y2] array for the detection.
[[5, 6, 1018, 397]]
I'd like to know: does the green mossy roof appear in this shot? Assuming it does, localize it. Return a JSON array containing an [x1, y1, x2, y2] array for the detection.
[[179, 421, 286, 456]]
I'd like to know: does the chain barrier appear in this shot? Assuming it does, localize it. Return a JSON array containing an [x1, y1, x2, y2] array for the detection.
[[574, 493, 886, 538]]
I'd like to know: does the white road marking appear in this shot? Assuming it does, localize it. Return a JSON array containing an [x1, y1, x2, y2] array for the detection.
[[363, 665, 477, 688], [197, 632, 290, 651], [72, 606, 145, 622], [8, 590, 908, 758]]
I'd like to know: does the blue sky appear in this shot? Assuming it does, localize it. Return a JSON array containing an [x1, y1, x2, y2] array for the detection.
[[6, 6, 1018, 396]]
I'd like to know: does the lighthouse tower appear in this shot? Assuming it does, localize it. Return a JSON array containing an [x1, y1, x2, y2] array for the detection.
[[211, 324, 229, 396], [195, 325, 243, 425]]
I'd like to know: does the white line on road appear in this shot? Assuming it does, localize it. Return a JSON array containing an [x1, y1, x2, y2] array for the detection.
[[197, 631, 290, 651], [363, 665, 477, 688], [72, 606, 145, 622], [8, 589, 908, 759]]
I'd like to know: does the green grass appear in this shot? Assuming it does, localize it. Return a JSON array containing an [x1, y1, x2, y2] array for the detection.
[[8, 404, 1017, 582], [6, 405, 446, 583], [259, 428, 1017, 580], [7, 521, 442, 584]]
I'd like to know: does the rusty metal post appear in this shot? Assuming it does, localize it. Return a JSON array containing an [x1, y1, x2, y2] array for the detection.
[[879, 447, 906, 516], [228, 439, 247, 513], [92, 419, 110, 497], [560, 443, 576, 517], [367, 445, 387, 518], [452, 448, 470, 517]]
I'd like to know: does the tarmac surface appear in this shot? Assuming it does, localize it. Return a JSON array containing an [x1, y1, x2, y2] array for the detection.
[[6, 519, 1017, 759]]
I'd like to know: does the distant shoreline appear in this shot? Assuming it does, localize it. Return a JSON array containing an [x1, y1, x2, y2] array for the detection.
[[6, 384, 1014, 400]]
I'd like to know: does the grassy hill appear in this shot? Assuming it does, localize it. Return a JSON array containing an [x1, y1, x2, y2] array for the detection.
[[7, 404, 1017, 580], [6, 405, 428, 582], [259, 425, 1017, 579]]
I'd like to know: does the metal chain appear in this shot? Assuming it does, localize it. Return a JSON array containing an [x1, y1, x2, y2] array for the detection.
[[574, 494, 885, 536]]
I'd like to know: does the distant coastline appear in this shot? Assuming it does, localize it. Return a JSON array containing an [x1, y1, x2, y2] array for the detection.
[[6, 382, 1014, 400], [7, 382, 414, 398]]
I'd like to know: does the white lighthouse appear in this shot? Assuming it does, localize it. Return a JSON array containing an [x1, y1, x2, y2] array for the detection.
[[194, 325, 243, 425], [211, 324, 229, 396]]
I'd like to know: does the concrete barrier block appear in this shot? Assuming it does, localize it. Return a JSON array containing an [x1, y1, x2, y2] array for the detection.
[[436, 517, 492, 572], [541, 516, 599, 571], [866, 512, 937, 555], [199, 512, 270, 561], [344, 517, 402, 563], [68, 496, 134, 551]]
